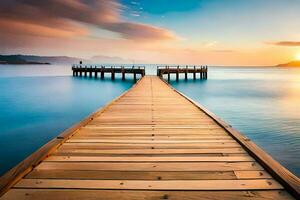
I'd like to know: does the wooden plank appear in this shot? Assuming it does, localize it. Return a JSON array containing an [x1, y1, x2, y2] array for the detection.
[[55, 148, 246, 154], [44, 156, 254, 162], [36, 162, 263, 171], [60, 142, 241, 149], [26, 170, 238, 180], [0, 78, 144, 197], [234, 171, 272, 179], [166, 79, 300, 198], [1, 189, 294, 200], [72, 135, 232, 139], [67, 139, 235, 143], [0, 76, 297, 199], [14, 179, 283, 190]]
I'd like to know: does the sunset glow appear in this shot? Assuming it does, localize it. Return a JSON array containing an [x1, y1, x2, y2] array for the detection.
[[0, 0, 300, 65], [295, 53, 300, 61]]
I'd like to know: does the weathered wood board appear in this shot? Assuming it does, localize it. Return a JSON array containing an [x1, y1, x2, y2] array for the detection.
[[0, 76, 298, 199]]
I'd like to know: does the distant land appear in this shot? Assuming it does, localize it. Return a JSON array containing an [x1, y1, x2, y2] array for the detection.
[[0, 55, 50, 65], [0, 54, 142, 65], [277, 60, 300, 67], [0, 55, 86, 65]]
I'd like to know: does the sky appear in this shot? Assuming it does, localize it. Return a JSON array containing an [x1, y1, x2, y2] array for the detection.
[[0, 0, 300, 65]]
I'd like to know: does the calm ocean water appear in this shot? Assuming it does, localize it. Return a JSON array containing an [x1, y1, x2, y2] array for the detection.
[[0, 65, 299, 177], [169, 67, 300, 177], [0, 65, 134, 175]]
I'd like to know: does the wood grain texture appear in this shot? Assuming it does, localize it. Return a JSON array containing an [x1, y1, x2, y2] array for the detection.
[[0, 76, 298, 199], [14, 179, 283, 190], [2, 189, 294, 200]]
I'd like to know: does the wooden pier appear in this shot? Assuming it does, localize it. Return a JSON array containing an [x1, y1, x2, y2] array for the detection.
[[72, 65, 145, 81], [0, 76, 299, 199], [157, 66, 208, 82]]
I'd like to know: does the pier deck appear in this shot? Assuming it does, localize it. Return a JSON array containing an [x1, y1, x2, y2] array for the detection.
[[72, 65, 145, 81], [157, 66, 208, 81], [0, 76, 299, 199]]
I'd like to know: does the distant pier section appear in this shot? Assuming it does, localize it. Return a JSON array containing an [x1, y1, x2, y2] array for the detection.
[[157, 66, 208, 82], [72, 63, 145, 81]]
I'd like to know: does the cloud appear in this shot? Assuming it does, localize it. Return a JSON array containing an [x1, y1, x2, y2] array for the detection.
[[268, 41, 300, 47], [0, 0, 177, 41], [212, 50, 235, 53]]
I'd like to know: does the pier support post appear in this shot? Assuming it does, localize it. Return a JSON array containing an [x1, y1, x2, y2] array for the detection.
[[193, 66, 196, 80], [95, 67, 98, 79], [176, 66, 179, 81], [101, 66, 104, 79], [89, 66, 92, 78], [111, 67, 115, 80], [84, 66, 87, 77], [122, 67, 125, 80], [200, 66, 203, 79], [167, 66, 170, 82], [79, 65, 82, 77], [185, 66, 188, 80], [133, 72, 137, 82]]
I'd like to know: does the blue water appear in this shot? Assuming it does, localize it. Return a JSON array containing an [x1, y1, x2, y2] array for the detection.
[[168, 67, 300, 177], [0, 65, 133, 175], [0, 65, 299, 178]]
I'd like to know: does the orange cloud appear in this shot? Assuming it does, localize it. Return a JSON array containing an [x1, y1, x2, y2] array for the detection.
[[0, 0, 177, 41], [267, 41, 300, 47], [0, 18, 88, 38]]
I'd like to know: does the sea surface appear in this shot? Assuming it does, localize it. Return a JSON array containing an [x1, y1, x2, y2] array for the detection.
[[0, 64, 134, 175], [168, 67, 300, 177], [0, 64, 299, 177]]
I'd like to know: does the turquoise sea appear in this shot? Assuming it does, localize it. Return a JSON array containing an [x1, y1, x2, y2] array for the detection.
[[0, 64, 299, 177]]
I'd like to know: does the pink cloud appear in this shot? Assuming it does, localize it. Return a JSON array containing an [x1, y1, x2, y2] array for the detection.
[[0, 0, 177, 41]]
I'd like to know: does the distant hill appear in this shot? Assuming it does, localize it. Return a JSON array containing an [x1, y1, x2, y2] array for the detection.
[[0, 55, 87, 65], [0, 54, 144, 65], [277, 60, 300, 67], [0, 55, 50, 64]]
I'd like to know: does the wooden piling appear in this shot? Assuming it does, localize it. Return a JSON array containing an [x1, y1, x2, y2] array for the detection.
[[101, 66, 104, 79], [185, 66, 188, 80], [89, 66, 92, 78], [122, 67, 125, 80], [111, 67, 115, 80], [95, 66, 98, 78], [176, 66, 179, 81], [200, 66, 203, 79], [167, 66, 170, 82], [193, 66, 196, 80]]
